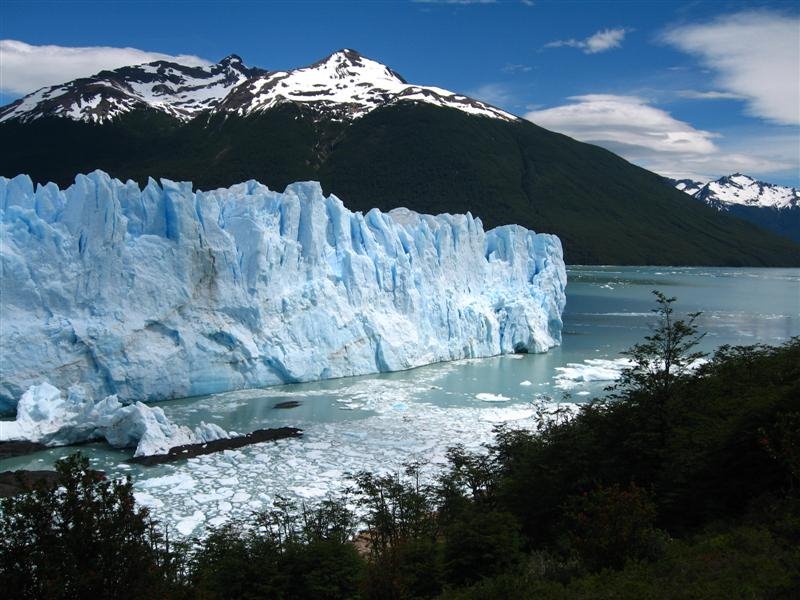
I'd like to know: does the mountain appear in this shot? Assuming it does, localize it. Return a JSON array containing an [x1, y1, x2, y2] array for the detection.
[[0, 55, 266, 124], [2, 49, 799, 266], [0, 49, 513, 125], [670, 174, 800, 242]]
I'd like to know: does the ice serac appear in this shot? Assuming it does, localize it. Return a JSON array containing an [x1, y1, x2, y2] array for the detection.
[[0, 171, 566, 411], [0, 382, 229, 456]]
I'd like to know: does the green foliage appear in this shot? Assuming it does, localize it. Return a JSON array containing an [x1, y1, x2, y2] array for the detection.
[[561, 483, 666, 571], [0, 452, 180, 600], [350, 464, 439, 558], [3, 105, 799, 265], [760, 411, 800, 494], [442, 497, 800, 599], [349, 464, 444, 599], [441, 507, 523, 586], [188, 496, 363, 599], [485, 315, 799, 542]]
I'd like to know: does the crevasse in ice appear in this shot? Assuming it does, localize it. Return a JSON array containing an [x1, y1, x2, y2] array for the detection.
[[0, 170, 566, 412]]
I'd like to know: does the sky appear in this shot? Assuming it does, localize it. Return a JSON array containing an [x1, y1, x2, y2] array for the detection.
[[2, 0, 799, 186]]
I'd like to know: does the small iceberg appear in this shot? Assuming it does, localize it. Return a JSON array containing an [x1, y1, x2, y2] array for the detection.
[[475, 392, 511, 402], [0, 382, 228, 457], [553, 358, 634, 390]]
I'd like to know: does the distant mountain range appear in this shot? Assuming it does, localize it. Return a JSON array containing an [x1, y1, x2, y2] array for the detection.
[[2, 49, 798, 266], [670, 174, 799, 242], [0, 49, 514, 124]]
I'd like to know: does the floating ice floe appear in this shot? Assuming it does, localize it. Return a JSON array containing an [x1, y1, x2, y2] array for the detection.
[[0, 382, 228, 456], [553, 357, 709, 391], [553, 358, 634, 390], [475, 392, 511, 402]]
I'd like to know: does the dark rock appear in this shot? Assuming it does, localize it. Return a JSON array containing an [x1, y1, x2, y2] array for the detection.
[[129, 427, 303, 466], [0, 440, 48, 459], [273, 400, 301, 409], [0, 469, 104, 498]]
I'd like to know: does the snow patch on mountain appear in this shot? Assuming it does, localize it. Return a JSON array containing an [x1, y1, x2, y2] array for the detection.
[[0, 170, 565, 412], [673, 174, 799, 211], [699, 174, 799, 210], [671, 178, 705, 196]]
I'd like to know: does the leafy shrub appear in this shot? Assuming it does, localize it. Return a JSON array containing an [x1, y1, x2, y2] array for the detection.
[[442, 507, 524, 586], [561, 483, 666, 571], [0, 452, 179, 600]]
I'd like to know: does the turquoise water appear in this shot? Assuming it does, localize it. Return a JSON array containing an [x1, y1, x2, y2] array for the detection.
[[2, 267, 797, 535]]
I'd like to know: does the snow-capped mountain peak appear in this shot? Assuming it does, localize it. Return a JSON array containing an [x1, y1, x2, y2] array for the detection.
[[0, 49, 518, 125], [217, 48, 517, 122], [0, 56, 267, 124], [677, 173, 799, 211]]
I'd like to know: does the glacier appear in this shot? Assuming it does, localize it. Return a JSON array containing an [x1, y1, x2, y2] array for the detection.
[[0, 170, 566, 413]]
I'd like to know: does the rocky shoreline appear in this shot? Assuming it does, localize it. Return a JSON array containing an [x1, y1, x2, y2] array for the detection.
[[0, 468, 105, 498], [0, 440, 48, 459]]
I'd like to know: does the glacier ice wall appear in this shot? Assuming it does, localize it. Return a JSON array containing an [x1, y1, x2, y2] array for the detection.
[[0, 171, 566, 411]]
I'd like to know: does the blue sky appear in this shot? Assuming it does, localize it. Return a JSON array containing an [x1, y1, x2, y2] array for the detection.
[[3, 0, 799, 185]]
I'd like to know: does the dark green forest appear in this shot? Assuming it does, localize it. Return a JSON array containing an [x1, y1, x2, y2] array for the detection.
[[3, 105, 799, 266], [2, 294, 799, 599]]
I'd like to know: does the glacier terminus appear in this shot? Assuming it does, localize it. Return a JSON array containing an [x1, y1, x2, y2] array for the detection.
[[0, 171, 566, 414]]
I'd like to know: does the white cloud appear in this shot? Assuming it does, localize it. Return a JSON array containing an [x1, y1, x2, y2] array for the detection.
[[525, 94, 794, 181], [676, 90, 746, 100], [545, 28, 631, 54], [466, 83, 516, 106], [502, 63, 532, 73], [0, 40, 212, 96], [661, 11, 800, 125], [527, 94, 718, 154]]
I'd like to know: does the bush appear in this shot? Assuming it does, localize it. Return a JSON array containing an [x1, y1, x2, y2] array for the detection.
[[442, 508, 524, 586], [561, 483, 666, 571], [0, 452, 179, 600]]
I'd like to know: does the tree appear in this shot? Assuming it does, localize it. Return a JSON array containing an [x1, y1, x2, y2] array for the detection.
[[759, 411, 800, 495], [614, 290, 706, 402], [189, 496, 363, 600], [350, 464, 443, 599]]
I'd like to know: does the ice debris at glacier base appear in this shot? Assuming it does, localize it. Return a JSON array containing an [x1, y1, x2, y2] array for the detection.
[[0, 170, 566, 411], [0, 382, 228, 456], [126, 368, 577, 538]]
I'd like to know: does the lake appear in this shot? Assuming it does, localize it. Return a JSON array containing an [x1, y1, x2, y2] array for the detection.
[[2, 266, 798, 535]]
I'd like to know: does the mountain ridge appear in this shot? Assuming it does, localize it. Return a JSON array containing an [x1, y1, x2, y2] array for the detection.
[[2, 51, 799, 266], [0, 49, 516, 125], [670, 174, 800, 242]]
